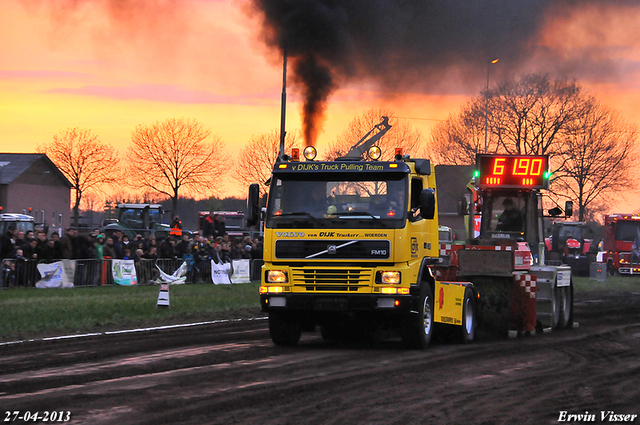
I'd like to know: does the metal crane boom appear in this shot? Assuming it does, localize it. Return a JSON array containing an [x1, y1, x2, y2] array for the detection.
[[339, 116, 392, 160]]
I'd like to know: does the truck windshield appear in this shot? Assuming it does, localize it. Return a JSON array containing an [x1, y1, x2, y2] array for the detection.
[[266, 174, 408, 229], [0, 221, 34, 234], [120, 208, 144, 229], [483, 195, 525, 235], [616, 221, 640, 242], [223, 216, 244, 229], [148, 209, 162, 225], [557, 225, 582, 240]]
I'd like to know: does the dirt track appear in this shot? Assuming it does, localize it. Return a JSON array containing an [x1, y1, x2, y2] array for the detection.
[[1, 290, 639, 425]]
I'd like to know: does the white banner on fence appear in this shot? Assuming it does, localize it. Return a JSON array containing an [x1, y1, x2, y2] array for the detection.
[[112, 259, 137, 286], [156, 261, 187, 285], [36, 260, 75, 288], [231, 259, 251, 284], [211, 261, 231, 284]]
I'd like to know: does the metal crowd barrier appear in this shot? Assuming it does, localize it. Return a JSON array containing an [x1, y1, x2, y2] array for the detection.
[[1, 257, 265, 288]]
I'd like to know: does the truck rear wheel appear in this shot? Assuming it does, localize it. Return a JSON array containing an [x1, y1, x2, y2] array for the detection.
[[401, 283, 434, 349], [552, 283, 560, 329], [269, 311, 302, 346], [557, 283, 573, 329], [459, 287, 476, 343]]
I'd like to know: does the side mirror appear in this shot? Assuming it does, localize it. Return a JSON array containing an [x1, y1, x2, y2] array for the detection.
[[565, 201, 573, 218], [457, 196, 468, 216], [548, 207, 562, 217], [246, 184, 260, 226], [420, 189, 436, 220]]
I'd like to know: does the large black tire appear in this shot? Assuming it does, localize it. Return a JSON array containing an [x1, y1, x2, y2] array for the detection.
[[474, 277, 510, 339], [557, 282, 574, 329], [401, 283, 434, 349], [459, 287, 476, 343], [552, 283, 561, 329], [269, 311, 302, 346]]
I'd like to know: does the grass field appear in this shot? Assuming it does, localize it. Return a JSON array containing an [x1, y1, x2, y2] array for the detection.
[[1, 275, 638, 342], [0, 282, 263, 342]]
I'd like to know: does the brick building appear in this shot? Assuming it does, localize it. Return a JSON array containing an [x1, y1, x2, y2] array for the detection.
[[0, 153, 72, 232]]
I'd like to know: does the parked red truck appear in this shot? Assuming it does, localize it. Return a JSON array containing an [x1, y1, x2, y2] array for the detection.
[[599, 213, 640, 275]]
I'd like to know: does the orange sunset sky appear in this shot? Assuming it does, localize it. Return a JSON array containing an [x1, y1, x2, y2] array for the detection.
[[0, 0, 639, 213]]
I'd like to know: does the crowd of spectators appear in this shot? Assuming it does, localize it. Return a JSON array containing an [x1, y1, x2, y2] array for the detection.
[[1, 222, 263, 287]]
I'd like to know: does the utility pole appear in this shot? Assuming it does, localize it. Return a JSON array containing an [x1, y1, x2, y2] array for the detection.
[[278, 48, 288, 162], [484, 58, 499, 153]]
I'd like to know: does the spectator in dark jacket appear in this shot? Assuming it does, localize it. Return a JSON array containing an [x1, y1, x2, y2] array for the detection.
[[175, 234, 190, 259], [214, 214, 227, 238], [103, 237, 116, 259], [42, 240, 57, 263], [202, 213, 215, 238], [49, 232, 64, 259], [59, 228, 78, 259], [159, 237, 176, 259], [34, 231, 48, 260], [0, 224, 18, 260], [230, 241, 245, 260], [21, 239, 38, 260], [111, 231, 124, 259], [15, 231, 26, 249]]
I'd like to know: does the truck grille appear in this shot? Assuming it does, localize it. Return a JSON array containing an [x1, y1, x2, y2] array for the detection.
[[275, 240, 390, 260], [291, 268, 372, 291]]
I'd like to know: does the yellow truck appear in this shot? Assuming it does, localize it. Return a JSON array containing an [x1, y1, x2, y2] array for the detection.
[[247, 118, 475, 347]]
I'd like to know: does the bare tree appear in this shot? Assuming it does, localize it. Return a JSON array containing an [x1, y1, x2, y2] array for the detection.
[[37, 128, 119, 227], [430, 74, 584, 162], [553, 99, 638, 221], [127, 118, 230, 217], [428, 108, 485, 165], [489, 74, 583, 156], [325, 108, 426, 161], [233, 130, 299, 198]]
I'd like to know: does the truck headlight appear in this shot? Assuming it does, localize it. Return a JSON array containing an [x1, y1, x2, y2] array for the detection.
[[377, 271, 401, 284], [267, 270, 288, 283]]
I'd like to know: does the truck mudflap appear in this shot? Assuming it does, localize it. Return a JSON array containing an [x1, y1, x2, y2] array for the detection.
[[469, 273, 537, 336], [511, 273, 537, 333], [433, 281, 468, 326]]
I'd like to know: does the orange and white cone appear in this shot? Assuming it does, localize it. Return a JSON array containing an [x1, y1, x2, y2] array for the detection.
[[157, 283, 170, 307]]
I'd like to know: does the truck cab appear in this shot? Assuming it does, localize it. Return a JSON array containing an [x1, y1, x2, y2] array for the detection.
[[248, 119, 478, 348], [601, 214, 640, 275]]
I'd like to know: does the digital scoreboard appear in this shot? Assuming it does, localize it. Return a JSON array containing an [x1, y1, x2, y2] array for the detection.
[[476, 154, 549, 189]]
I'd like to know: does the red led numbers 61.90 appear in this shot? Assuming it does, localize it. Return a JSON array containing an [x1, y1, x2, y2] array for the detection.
[[476, 154, 549, 189]]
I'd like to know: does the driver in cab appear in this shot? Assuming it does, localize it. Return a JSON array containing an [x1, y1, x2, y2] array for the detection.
[[497, 198, 523, 232]]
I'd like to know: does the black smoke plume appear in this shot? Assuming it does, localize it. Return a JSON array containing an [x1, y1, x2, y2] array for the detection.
[[248, 0, 638, 145]]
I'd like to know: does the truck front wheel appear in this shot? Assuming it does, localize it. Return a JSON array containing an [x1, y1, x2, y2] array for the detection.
[[401, 283, 434, 349], [269, 311, 302, 346]]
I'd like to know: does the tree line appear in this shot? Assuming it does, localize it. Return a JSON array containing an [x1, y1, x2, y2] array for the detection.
[[38, 73, 638, 226]]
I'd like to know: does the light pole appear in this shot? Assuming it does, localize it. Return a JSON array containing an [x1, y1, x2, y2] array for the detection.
[[484, 58, 499, 153]]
